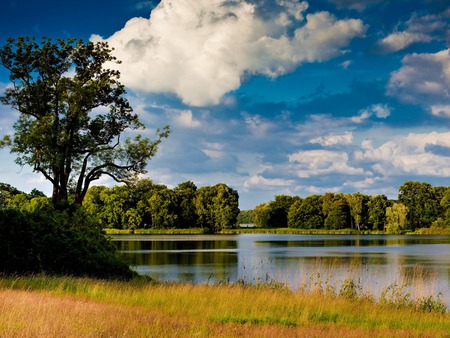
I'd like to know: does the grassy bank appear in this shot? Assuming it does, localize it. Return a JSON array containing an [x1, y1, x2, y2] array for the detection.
[[104, 227, 450, 235], [0, 275, 448, 337], [103, 227, 385, 235]]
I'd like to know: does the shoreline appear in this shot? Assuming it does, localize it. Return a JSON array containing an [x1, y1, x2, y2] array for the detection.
[[103, 227, 450, 235]]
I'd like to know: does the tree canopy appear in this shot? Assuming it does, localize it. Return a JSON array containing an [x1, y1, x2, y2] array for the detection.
[[0, 37, 169, 208]]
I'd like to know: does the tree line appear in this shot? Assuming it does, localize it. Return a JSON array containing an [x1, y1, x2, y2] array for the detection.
[[248, 181, 449, 234], [83, 179, 240, 232], [1, 180, 240, 233]]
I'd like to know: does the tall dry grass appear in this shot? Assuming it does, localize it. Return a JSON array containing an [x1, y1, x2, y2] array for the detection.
[[0, 275, 448, 337]]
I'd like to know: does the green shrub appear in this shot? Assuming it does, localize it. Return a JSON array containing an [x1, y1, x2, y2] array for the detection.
[[0, 207, 135, 280]]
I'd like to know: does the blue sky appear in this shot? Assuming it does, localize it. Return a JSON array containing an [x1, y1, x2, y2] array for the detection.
[[1, 0, 449, 209]]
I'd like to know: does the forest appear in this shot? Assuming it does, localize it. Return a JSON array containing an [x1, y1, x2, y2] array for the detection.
[[0, 180, 240, 233], [2, 179, 449, 234], [247, 180, 450, 234]]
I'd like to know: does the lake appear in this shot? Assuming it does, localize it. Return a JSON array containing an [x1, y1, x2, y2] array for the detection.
[[111, 234, 450, 306]]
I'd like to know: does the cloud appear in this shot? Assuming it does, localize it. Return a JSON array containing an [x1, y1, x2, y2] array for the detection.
[[375, 31, 431, 54], [387, 49, 450, 106], [374, 8, 450, 53], [92, 0, 365, 106], [371, 103, 391, 118], [350, 103, 391, 123], [288, 149, 364, 178], [171, 109, 202, 128], [244, 175, 295, 189], [340, 60, 352, 69], [310, 131, 353, 146], [357, 131, 450, 176], [430, 105, 450, 118]]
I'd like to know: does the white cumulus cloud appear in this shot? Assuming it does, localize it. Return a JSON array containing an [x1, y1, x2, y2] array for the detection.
[[171, 109, 201, 128], [244, 175, 295, 188], [359, 131, 450, 176], [350, 104, 390, 123], [310, 131, 353, 146], [374, 9, 450, 54], [430, 105, 450, 118], [92, 0, 365, 106], [387, 49, 450, 106], [288, 149, 364, 178]]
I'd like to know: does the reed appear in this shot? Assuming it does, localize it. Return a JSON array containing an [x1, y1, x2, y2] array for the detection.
[[0, 275, 448, 337]]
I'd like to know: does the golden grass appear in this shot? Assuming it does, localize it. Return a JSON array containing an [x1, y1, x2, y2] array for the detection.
[[0, 276, 449, 337]]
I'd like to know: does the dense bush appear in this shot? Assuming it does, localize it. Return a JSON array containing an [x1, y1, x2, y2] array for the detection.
[[0, 207, 135, 280]]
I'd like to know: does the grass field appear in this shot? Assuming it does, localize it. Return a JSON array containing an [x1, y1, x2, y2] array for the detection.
[[0, 275, 448, 337]]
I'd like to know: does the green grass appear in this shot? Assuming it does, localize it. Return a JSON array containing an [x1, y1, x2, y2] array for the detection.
[[0, 275, 448, 337], [104, 226, 450, 235], [103, 228, 210, 235], [104, 227, 388, 235]]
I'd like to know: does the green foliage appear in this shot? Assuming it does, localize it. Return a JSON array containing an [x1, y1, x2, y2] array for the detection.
[[398, 181, 441, 231], [288, 195, 324, 229], [415, 294, 447, 314], [253, 203, 271, 227], [237, 209, 254, 224], [0, 36, 169, 208], [385, 203, 408, 234], [324, 195, 349, 230], [0, 183, 22, 207], [82, 180, 239, 231], [345, 192, 369, 230], [148, 186, 179, 228], [367, 194, 390, 231], [441, 188, 450, 224], [338, 277, 363, 300], [0, 207, 135, 279], [252, 195, 297, 228], [194, 183, 239, 232], [174, 181, 198, 228]]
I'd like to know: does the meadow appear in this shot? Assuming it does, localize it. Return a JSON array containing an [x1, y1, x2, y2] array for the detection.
[[0, 275, 448, 337]]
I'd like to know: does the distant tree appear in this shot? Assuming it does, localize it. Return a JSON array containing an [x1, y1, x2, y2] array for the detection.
[[128, 179, 158, 227], [237, 209, 254, 224], [148, 186, 179, 228], [324, 194, 350, 230], [367, 194, 390, 231], [322, 192, 336, 220], [212, 183, 240, 230], [440, 188, 450, 226], [96, 185, 131, 229], [253, 203, 271, 227], [0, 37, 169, 208], [29, 188, 46, 197], [432, 186, 448, 220], [269, 195, 298, 228], [174, 181, 198, 228], [345, 192, 369, 230], [194, 183, 239, 232], [288, 195, 324, 229], [0, 183, 22, 207], [385, 203, 408, 234], [398, 181, 440, 230]]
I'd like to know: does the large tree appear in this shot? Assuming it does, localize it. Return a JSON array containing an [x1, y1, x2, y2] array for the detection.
[[0, 37, 169, 207], [398, 181, 440, 230]]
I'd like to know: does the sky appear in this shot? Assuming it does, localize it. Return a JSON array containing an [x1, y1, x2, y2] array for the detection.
[[0, 0, 449, 209]]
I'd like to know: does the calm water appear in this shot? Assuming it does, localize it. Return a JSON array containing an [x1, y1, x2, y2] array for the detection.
[[111, 234, 450, 305]]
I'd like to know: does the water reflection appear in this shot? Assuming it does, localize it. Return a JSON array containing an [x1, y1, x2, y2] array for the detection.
[[111, 234, 450, 305]]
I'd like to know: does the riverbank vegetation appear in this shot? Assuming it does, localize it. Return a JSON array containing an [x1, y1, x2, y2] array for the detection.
[[251, 181, 450, 234], [0, 203, 134, 279], [2, 180, 449, 236], [0, 275, 448, 337]]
